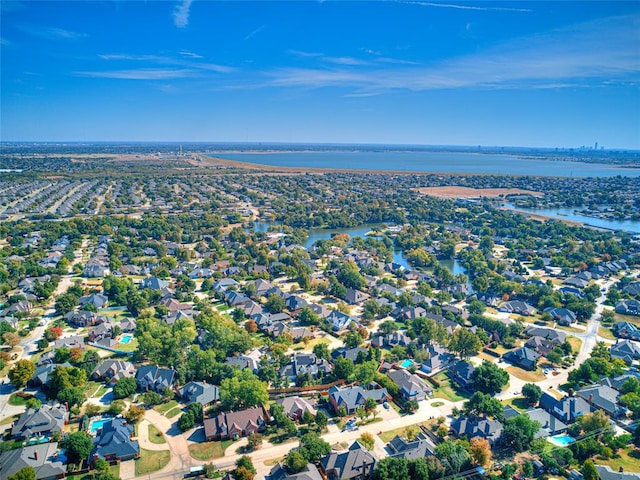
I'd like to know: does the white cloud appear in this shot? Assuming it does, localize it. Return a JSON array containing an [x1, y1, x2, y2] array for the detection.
[[18, 25, 87, 40], [75, 69, 197, 80], [404, 1, 532, 13], [180, 50, 203, 58], [244, 25, 265, 41], [173, 0, 193, 28]]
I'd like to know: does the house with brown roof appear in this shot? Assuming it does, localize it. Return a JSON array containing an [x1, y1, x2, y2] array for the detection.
[[203, 406, 268, 441]]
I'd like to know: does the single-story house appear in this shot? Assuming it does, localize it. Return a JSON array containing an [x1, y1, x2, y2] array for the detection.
[[90, 417, 139, 463], [328, 385, 390, 415], [203, 406, 268, 441], [503, 346, 540, 370], [387, 369, 433, 402], [179, 381, 220, 406], [276, 396, 317, 421], [320, 441, 377, 480]]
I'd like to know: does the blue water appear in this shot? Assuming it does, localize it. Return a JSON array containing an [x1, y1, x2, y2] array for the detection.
[[120, 334, 133, 344], [211, 151, 640, 178], [502, 203, 640, 233], [89, 418, 110, 434], [548, 433, 576, 446], [400, 359, 414, 368]]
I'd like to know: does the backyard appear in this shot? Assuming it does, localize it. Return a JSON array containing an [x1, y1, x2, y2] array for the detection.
[[431, 372, 469, 402]]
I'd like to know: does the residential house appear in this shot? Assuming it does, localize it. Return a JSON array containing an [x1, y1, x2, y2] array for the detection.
[[421, 344, 455, 374], [332, 347, 369, 363], [610, 340, 640, 365], [344, 288, 370, 305], [267, 463, 323, 480], [280, 353, 333, 382], [203, 406, 268, 441], [225, 348, 263, 372], [140, 277, 169, 290], [179, 381, 220, 406], [212, 278, 239, 293], [328, 385, 390, 415], [320, 441, 377, 480], [387, 432, 436, 460], [499, 300, 535, 316], [615, 300, 640, 317], [622, 282, 640, 297], [91, 360, 136, 386], [577, 384, 626, 418], [120, 317, 137, 332], [450, 360, 475, 390], [326, 310, 355, 331], [525, 408, 567, 437], [595, 465, 640, 480], [450, 416, 503, 445], [79, 293, 108, 309], [612, 322, 640, 340], [276, 396, 317, 421], [90, 418, 139, 463], [503, 347, 540, 370], [29, 363, 70, 389], [543, 394, 592, 423], [387, 369, 433, 402], [135, 365, 176, 393], [284, 295, 309, 312], [11, 405, 68, 440], [544, 307, 578, 325], [0, 442, 66, 480]]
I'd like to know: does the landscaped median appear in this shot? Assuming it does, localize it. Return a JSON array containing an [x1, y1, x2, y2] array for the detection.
[[135, 447, 171, 476]]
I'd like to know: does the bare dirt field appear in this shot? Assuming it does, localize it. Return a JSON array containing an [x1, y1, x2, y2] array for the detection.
[[416, 186, 543, 198]]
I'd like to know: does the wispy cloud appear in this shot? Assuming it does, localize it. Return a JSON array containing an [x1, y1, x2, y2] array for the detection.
[[180, 50, 203, 59], [173, 0, 193, 28], [265, 15, 639, 94], [76, 69, 197, 80], [404, 1, 532, 13], [244, 24, 266, 41], [324, 57, 371, 66], [18, 25, 87, 40], [287, 49, 324, 58]]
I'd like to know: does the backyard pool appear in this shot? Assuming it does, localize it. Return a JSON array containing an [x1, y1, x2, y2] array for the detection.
[[119, 334, 133, 344], [400, 359, 414, 369], [547, 433, 576, 446], [89, 417, 111, 435]]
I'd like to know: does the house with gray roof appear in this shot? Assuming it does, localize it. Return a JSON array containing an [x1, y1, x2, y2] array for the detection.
[[267, 463, 323, 480], [91, 360, 135, 386], [499, 300, 535, 316], [610, 340, 640, 365], [225, 348, 263, 372], [615, 300, 640, 317], [11, 405, 68, 440], [328, 385, 390, 415], [547, 395, 592, 423], [326, 310, 355, 331], [90, 417, 139, 463], [544, 307, 577, 325], [179, 381, 219, 406], [387, 369, 433, 402], [450, 360, 475, 390], [577, 384, 626, 418], [135, 365, 176, 393], [595, 465, 640, 480], [203, 406, 268, 441], [140, 276, 169, 290], [524, 326, 567, 345], [320, 441, 377, 480], [0, 442, 66, 480], [280, 353, 333, 383], [503, 346, 540, 370], [276, 396, 317, 421], [612, 321, 640, 340], [387, 432, 436, 460], [450, 416, 503, 445], [525, 408, 567, 437]]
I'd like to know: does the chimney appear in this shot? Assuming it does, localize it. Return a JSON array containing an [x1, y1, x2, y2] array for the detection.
[[589, 394, 593, 404], [34, 451, 38, 461], [619, 467, 624, 473]]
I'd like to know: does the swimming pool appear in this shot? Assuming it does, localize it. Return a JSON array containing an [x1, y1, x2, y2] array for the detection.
[[120, 334, 133, 344], [400, 359, 413, 368], [89, 418, 111, 435], [547, 433, 575, 446]]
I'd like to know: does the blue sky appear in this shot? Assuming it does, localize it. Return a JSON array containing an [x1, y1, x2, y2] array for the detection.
[[2, 1, 639, 148]]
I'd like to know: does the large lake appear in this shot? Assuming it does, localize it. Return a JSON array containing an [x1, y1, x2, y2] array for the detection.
[[212, 151, 640, 178]]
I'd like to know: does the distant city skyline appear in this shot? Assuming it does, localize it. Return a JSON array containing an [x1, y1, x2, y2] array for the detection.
[[1, 1, 639, 149]]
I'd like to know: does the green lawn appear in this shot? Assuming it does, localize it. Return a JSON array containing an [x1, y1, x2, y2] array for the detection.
[[595, 447, 640, 473], [567, 336, 583, 353], [506, 365, 545, 382], [431, 372, 469, 402], [598, 326, 616, 341], [84, 381, 104, 398], [8, 393, 32, 406], [154, 400, 179, 415], [188, 440, 234, 460], [502, 396, 530, 412], [165, 406, 183, 418], [116, 337, 138, 353], [0, 414, 20, 426], [148, 424, 166, 444], [135, 448, 171, 476]]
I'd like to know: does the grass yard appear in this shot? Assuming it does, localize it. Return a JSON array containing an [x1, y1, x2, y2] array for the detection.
[[154, 400, 179, 415], [594, 447, 640, 473], [432, 372, 470, 402], [431, 401, 445, 407], [165, 406, 183, 418], [135, 447, 171, 476], [567, 336, 583, 353], [598, 327, 617, 341], [116, 337, 139, 353], [613, 313, 640, 328], [502, 396, 530, 412], [506, 365, 545, 382], [8, 393, 31, 406], [0, 414, 19, 426], [188, 439, 234, 460], [264, 456, 286, 467], [83, 381, 104, 398], [148, 424, 166, 444], [99, 307, 128, 319]]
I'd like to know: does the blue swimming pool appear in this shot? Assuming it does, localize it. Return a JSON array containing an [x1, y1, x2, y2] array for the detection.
[[89, 418, 111, 435], [120, 334, 133, 344], [548, 433, 575, 446], [400, 359, 413, 368]]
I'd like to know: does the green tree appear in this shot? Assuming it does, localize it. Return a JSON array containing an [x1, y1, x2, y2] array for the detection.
[[265, 294, 285, 314], [463, 392, 504, 420], [581, 460, 598, 480], [8, 467, 36, 480], [522, 383, 543, 406], [62, 431, 94, 464], [284, 450, 307, 473], [501, 415, 540, 452], [449, 329, 482, 359], [112, 377, 138, 399], [472, 361, 509, 395], [298, 432, 331, 463], [9, 359, 36, 388], [219, 369, 268, 410], [359, 432, 375, 450], [315, 411, 328, 430]]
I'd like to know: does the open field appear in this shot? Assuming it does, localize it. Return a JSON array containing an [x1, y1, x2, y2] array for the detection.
[[416, 186, 543, 198]]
